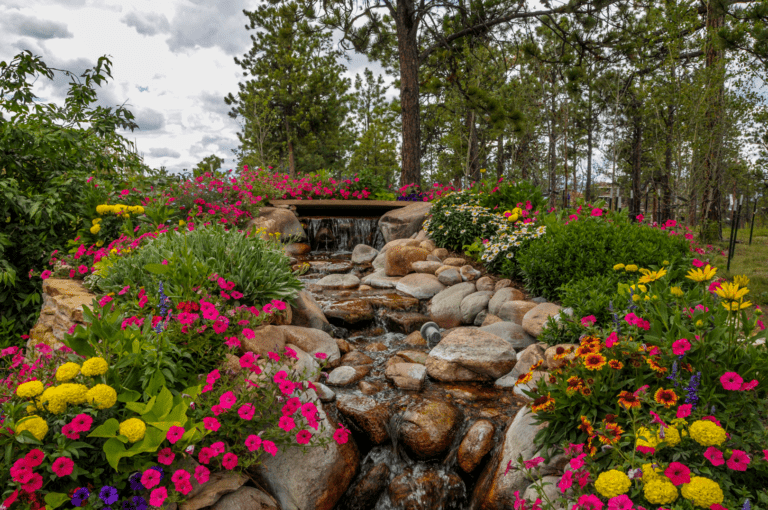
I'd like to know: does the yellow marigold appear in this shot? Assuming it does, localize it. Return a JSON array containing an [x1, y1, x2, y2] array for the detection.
[[119, 418, 147, 443], [613, 263, 625, 271], [96, 204, 112, 215], [59, 383, 88, 405], [644, 478, 678, 505], [40, 387, 67, 414], [635, 427, 659, 449], [96, 240, 104, 247], [81, 357, 108, 377], [641, 463, 665, 482], [680, 476, 724, 508], [625, 264, 638, 272], [15, 415, 48, 441], [86, 384, 117, 409], [594, 470, 631, 498], [660, 425, 681, 447], [16, 380, 44, 398], [91, 218, 101, 225], [90, 224, 101, 234], [670, 286, 684, 297], [689, 420, 727, 446], [56, 362, 81, 382]]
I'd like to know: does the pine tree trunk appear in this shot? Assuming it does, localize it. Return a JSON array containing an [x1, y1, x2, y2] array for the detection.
[[631, 109, 643, 219], [396, 0, 421, 188], [497, 135, 504, 180], [465, 109, 479, 182], [585, 81, 593, 203], [284, 115, 296, 177], [662, 103, 675, 222]]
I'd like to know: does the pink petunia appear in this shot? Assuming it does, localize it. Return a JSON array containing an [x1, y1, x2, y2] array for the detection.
[[278, 415, 296, 432], [558, 470, 573, 493], [157, 448, 175, 465], [219, 390, 237, 410], [676, 404, 692, 419], [726, 449, 750, 471], [664, 462, 691, 486], [672, 338, 691, 355], [203, 417, 221, 432], [51, 457, 74, 477], [296, 429, 312, 445], [607, 495, 633, 510], [222, 452, 238, 470], [332, 426, 349, 445], [741, 379, 758, 391], [78, 265, 88, 274], [141, 468, 162, 489], [263, 440, 278, 456], [245, 434, 262, 452], [704, 446, 725, 466], [225, 336, 241, 349], [194, 465, 210, 484], [149, 487, 167, 507], [210, 441, 225, 455], [268, 351, 280, 362], [580, 316, 596, 327], [40, 270, 51, 280], [605, 331, 618, 348], [590, 208, 603, 217], [524, 457, 545, 469], [167, 425, 185, 444], [238, 403, 255, 420], [569, 453, 587, 470], [720, 372, 744, 390], [25, 449, 45, 468], [239, 352, 256, 368], [242, 328, 255, 339], [576, 494, 603, 510]]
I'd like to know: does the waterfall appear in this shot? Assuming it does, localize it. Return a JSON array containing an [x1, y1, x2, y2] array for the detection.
[[302, 217, 385, 252]]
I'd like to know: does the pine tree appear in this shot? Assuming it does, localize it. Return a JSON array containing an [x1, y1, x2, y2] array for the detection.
[[224, 0, 353, 176]]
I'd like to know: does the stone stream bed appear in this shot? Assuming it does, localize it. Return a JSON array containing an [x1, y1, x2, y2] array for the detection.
[[286, 243, 560, 510]]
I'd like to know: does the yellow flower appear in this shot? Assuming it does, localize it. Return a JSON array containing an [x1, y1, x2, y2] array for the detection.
[[594, 470, 631, 498], [662, 260, 669, 265], [670, 287, 684, 297], [715, 282, 749, 301], [625, 264, 638, 272], [689, 420, 726, 446], [733, 274, 750, 287], [630, 284, 647, 294], [644, 478, 678, 505], [179, 220, 186, 226], [39, 387, 67, 414], [96, 204, 112, 215], [641, 463, 665, 482], [56, 362, 81, 382], [110, 248, 118, 254], [680, 476, 724, 508], [96, 240, 104, 247], [59, 383, 88, 405], [90, 224, 101, 234], [695, 319, 704, 327], [613, 263, 625, 271], [16, 380, 44, 398], [86, 384, 117, 409], [638, 267, 667, 284], [722, 300, 752, 311], [15, 415, 48, 441], [81, 357, 108, 377], [686, 264, 717, 282], [480, 168, 487, 173], [91, 218, 101, 225], [635, 427, 659, 449], [123, 214, 130, 219], [119, 418, 146, 443]]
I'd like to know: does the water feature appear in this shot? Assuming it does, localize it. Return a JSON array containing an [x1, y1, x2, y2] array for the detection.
[[302, 217, 385, 253]]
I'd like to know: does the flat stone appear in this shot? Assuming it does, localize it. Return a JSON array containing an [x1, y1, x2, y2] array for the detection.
[[326, 365, 371, 386], [523, 303, 563, 338], [246, 207, 306, 241], [460, 265, 482, 282], [411, 260, 443, 274], [442, 257, 465, 267], [419, 240, 436, 252], [380, 312, 431, 334], [494, 279, 512, 291], [323, 299, 374, 323], [396, 350, 429, 364], [476, 276, 495, 292], [364, 342, 388, 352], [385, 363, 427, 391], [367, 293, 420, 311], [473, 310, 488, 327], [437, 267, 462, 286], [314, 383, 336, 402], [425, 327, 516, 382], [351, 244, 379, 264], [396, 273, 446, 300], [480, 322, 535, 351], [361, 270, 402, 289], [340, 350, 374, 366], [481, 314, 504, 326], [426, 254, 442, 263], [401, 331, 428, 346], [488, 287, 525, 316], [460, 291, 493, 324], [399, 400, 463, 459], [457, 420, 495, 473], [336, 394, 391, 444], [429, 282, 477, 329], [432, 248, 449, 260], [372, 251, 387, 270], [498, 300, 538, 325], [531, 297, 548, 304], [316, 274, 360, 290], [211, 486, 278, 510]]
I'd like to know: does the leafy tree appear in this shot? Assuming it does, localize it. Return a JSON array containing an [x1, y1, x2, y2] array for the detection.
[[225, 0, 354, 176], [192, 154, 226, 178]]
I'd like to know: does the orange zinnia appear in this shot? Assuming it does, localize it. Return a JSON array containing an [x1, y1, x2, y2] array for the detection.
[[608, 360, 624, 370], [654, 388, 678, 408], [617, 391, 641, 409], [583, 353, 607, 371]]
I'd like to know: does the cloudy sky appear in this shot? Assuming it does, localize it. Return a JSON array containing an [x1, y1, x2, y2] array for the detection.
[[0, 0, 388, 174]]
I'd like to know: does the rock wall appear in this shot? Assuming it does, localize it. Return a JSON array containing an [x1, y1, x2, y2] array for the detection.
[[29, 278, 96, 350]]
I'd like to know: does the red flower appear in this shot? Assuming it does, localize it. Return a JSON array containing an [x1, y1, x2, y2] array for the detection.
[[726, 449, 750, 471], [157, 448, 175, 465], [636, 445, 655, 455], [664, 462, 691, 486], [703, 447, 725, 467], [24, 449, 45, 468], [720, 372, 744, 391]]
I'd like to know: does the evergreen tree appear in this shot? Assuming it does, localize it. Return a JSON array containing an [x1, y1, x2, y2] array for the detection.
[[225, 0, 353, 176], [191, 154, 226, 178]]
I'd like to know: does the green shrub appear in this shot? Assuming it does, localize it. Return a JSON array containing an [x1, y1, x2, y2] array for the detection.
[[474, 179, 547, 212], [518, 213, 691, 300], [95, 224, 303, 308], [558, 273, 626, 328], [424, 190, 507, 252]]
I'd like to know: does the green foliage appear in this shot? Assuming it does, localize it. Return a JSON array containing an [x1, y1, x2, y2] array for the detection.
[[558, 273, 626, 328], [518, 212, 692, 300], [424, 190, 507, 252], [191, 154, 227, 179], [473, 179, 547, 212]]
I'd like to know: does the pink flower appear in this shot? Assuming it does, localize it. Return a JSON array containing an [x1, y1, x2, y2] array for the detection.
[[98, 295, 112, 307], [203, 417, 221, 432], [138, 295, 148, 308], [676, 404, 692, 419], [174, 480, 193, 495], [245, 434, 263, 452], [198, 446, 214, 464], [222, 452, 238, 470], [301, 402, 318, 420], [141, 468, 162, 489], [333, 426, 349, 444], [238, 403, 255, 420], [607, 495, 633, 510], [524, 457, 545, 469], [242, 328, 255, 339], [650, 410, 666, 426], [24, 449, 44, 468], [231, 291, 243, 299], [605, 331, 618, 348], [161, 260, 169, 265], [279, 379, 295, 395], [575, 494, 603, 510], [211, 404, 225, 416], [672, 338, 691, 355], [219, 390, 237, 409], [210, 441, 225, 455], [279, 415, 296, 432], [268, 351, 280, 362], [51, 457, 74, 477], [149, 487, 167, 507], [741, 379, 758, 391], [40, 270, 51, 280], [580, 316, 596, 327], [664, 462, 691, 485], [704, 447, 725, 466], [71, 414, 93, 433], [206, 369, 221, 383], [61, 423, 80, 440], [636, 214, 644, 222], [194, 465, 210, 484], [636, 445, 655, 455], [590, 208, 603, 217], [720, 372, 744, 390], [240, 351, 256, 368], [263, 440, 278, 456], [692, 258, 706, 267], [557, 470, 573, 493], [569, 214, 579, 221], [726, 449, 750, 471], [158, 447, 175, 465], [172, 469, 190, 483], [569, 453, 587, 470], [296, 429, 312, 445], [285, 346, 298, 359], [315, 352, 327, 360], [224, 336, 241, 349], [78, 265, 88, 274]]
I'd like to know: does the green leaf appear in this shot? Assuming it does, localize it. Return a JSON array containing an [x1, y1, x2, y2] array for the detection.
[[88, 418, 120, 439], [125, 395, 157, 415], [143, 263, 170, 275], [118, 390, 141, 403], [44, 492, 70, 510]]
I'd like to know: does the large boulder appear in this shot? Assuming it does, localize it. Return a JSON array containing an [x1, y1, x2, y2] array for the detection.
[[379, 202, 432, 243], [498, 301, 538, 325], [253, 388, 359, 510], [385, 246, 429, 276], [336, 394, 391, 444], [457, 420, 495, 473], [241, 325, 286, 357], [211, 486, 279, 510], [351, 244, 379, 264], [460, 291, 493, 324], [428, 282, 477, 329], [291, 291, 332, 333], [278, 326, 341, 364], [480, 322, 535, 351], [399, 399, 463, 459], [522, 303, 562, 338], [247, 207, 306, 241], [388, 466, 465, 510], [425, 327, 516, 382], [487, 287, 525, 316], [315, 274, 360, 290], [396, 273, 446, 300]]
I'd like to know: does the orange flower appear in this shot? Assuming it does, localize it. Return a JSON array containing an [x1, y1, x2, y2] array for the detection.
[[645, 357, 668, 374], [531, 393, 555, 413], [553, 347, 575, 361], [599, 422, 624, 445], [580, 387, 593, 397], [617, 391, 641, 409], [515, 372, 533, 386], [608, 360, 624, 370], [654, 387, 678, 408], [530, 360, 544, 371], [578, 416, 594, 436], [583, 353, 607, 371], [566, 376, 584, 394]]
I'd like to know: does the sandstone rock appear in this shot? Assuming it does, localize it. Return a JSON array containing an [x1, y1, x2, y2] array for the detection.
[[402, 331, 427, 346], [32, 279, 95, 344], [279, 326, 341, 364], [429, 282, 477, 329], [179, 472, 249, 510], [346, 464, 390, 510], [316, 274, 360, 290], [395, 273, 446, 300], [488, 287, 525, 316], [494, 279, 512, 291], [380, 238, 413, 253], [351, 244, 379, 264], [426, 254, 442, 263], [460, 265, 482, 282], [361, 270, 402, 289], [336, 394, 391, 444], [385, 246, 429, 276], [247, 207, 306, 241], [425, 327, 516, 382], [476, 276, 495, 292], [395, 350, 428, 364], [285, 243, 311, 256], [336, 338, 353, 354], [372, 251, 387, 270], [480, 322, 535, 350], [314, 383, 336, 402], [437, 267, 462, 286], [358, 380, 383, 395], [474, 310, 488, 327], [457, 420, 495, 473], [544, 344, 578, 369], [253, 389, 358, 510], [460, 291, 493, 324], [322, 299, 374, 323], [419, 240, 436, 252], [378, 202, 432, 243], [415, 230, 428, 241], [481, 314, 504, 327], [442, 257, 465, 267], [384, 362, 427, 391], [271, 305, 292, 326], [211, 486, 279, 510], [411, 260, 443, 274], [326, 365, 371, 386], [364, 342, 388, 352], [241, 325, 286, 358], [388, 466, 465, 510], [340, 351, 374, 366], [432, 248, 449, 260], [498, 301, 538, 325], [523, 303, 563, 338], [399, 399, 463, 459], [380, 312, 430, 334]]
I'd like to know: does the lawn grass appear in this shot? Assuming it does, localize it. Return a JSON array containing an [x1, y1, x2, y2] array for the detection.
[[708, 225, 768, 308]]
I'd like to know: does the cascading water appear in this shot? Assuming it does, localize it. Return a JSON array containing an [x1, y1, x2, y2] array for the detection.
[[302, 217, 385, 252]]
